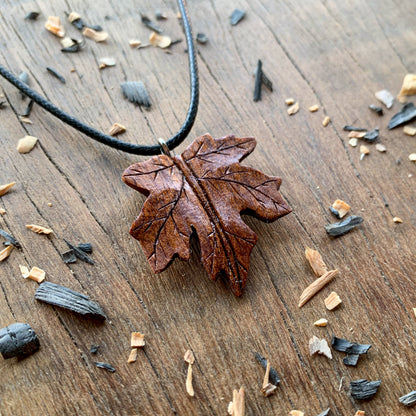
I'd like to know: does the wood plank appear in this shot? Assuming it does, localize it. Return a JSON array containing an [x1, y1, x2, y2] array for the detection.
[[1, 0, 415, 414]]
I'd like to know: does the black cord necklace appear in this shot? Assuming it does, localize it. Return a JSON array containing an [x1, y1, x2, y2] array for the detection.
[[0, 0, 291, 296], [0, 0, 198, 156]]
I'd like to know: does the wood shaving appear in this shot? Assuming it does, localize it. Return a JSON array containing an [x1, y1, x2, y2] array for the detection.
[[127, 348, 138, 363], [20, 117, 33, 124], [309, 104, 319, 112], [130, 332, 145, 348], [287, 102, 299, 115], [322, 116, 330, 127], [83, 27, 108, 42], [398, 74, 416, 97], [314, 318, 328, 327], [285, 98, 295, 105], [332, 199, 350, 219], [305, 247, 328, 276], [393, 217, 403, 223], [45, 16, 65, 37], [354, 411, 365, 416], [403, 125, 416, 136], [28, 267, 45, 283], [129, 39, 142, 48], [0, 182, 15, 197], [228, 387, 245, 416], [17, 135, 38, 153], [348, 131, 366, 138], [149, 32, 171, 48], [375, 143, 386, 152], [108, 123, 126, 136], [186, 362, 194, 396], [309, 335, 332, 359], [68, 12, 81, 23], [349, 138, 358, 147], [298, 269, 338, 307], [184, 349, 195, 364], [19, 265, 30, 279], [0, 208, 5, 215], [0, 245, 13, 262], [260, 361, 277, 396], [409, 153, 416, 162], [289, 411, 304, 416], [324, 291, 342, 310], [61, 37, 75, 48], [26, 224, 53, 235], [360, 145, 370, 160]]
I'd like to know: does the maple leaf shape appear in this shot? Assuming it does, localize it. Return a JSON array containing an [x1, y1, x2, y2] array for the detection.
[[122, 134, 291, 296]]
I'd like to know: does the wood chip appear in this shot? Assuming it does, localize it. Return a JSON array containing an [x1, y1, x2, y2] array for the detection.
[[285, 98, 295, 105], [108, 122, 126, 136], [409, 153, 416, 162], [186, 362, 194, 396], [17, 135, 38, 153], [83, 27, 108, 42], [0, 208, 5, 215], [131, 332, 145, 348], [360, 145, 369, 160], [127, 348, 138, 363], [149, 32, 171, 48], [393, 217, 403, 223], [260, 361, 278, 396], [184, 349, 195, 364], [26, 224, 53, 235], [45, 16, 65, 37], [309, 104, 319, 112], [98, 57, 116, 69], [413, 307, 416, 318], [228, 387, 245, 416], [349, 138, 358, 147], [68, 12, 81, 23], [375, 89, 394, 109], [403, 125, 416, 136], [0, 182, 15, 197], [19, 265, 30, 279], [298, 269, 338, 307], [322, 116, 330, 127], [28, 267, 46, 283], [20, 117, 33, 124], [289, 411, 304, 416], [398, 74, 416, 97], [348, 131, 366, 138], [309, 336, 332, 359], [324, 291, 342, 310], [375, 143, 386, 152], [0, 245, 13, 262], [305, 247, 328, 276], [314, 318, 328, 327], [129, 39, 142, 48], [61, 37, 75, 48], [354, 411, 365, 416], [287, 102, 299, 115], [332, 199, 350, 219]]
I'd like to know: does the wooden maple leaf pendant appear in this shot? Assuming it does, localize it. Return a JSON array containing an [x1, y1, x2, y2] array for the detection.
[[122, 134, 291, 296]]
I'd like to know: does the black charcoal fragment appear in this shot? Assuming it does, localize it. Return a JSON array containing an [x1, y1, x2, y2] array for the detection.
[[121, 81, 151, 109], [140, 14, 163, 33], [350, 379, 381, 400], [46, 67, 66, 84], [196, 33, 208, 44], [155, 11, 168, 20], [25, 12, 40, 20], [369, 104, 383, 116], [35, 282, 106, 320], [399, 391, 416, 407], [253, 60, 262, 102], [388, 103, 416, 129], [61, 39, 85, 53], [21, 99, 34, 117], [363, 128, 379, 142], [254, 352, 280, 385], [325, 215, 363, 237], [19, 71, 29, 98], [331, 336, 372, 355], [0, 323, 39, 359], [316, 409, 331, 416], [0, 101, 6, 108], [90, 344, 99, 354], [0, 229, 21, 249], [260, 72, 273, 92], [94, 361, 115, 372], [64, 239, 94, 264], [77, 242, 92, 253], [71, 18, 85, 30], [343, 125, 367, 132], [88, 24, 103, 31], [61, 249, 77, 264], [230, 9, 246, 26], [170, 39, 183, 46], [343, 353, 360, 366]]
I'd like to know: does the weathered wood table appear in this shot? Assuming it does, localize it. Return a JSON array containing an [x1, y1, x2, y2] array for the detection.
[[1, 0, 415, 415]]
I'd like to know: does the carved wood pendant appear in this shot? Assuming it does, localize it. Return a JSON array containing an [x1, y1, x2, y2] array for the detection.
[[122, 134, 291, 296]]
